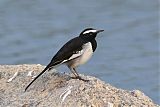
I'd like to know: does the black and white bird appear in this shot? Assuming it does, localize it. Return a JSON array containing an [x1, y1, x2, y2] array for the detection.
[[25, 28, 104, 91]]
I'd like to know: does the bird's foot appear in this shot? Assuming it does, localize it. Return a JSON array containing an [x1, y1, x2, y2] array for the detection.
[[71, 76, 89, 82]]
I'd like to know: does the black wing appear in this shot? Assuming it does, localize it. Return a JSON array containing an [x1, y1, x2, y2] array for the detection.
[[25, 37, 86, 91], [50, 37, 86, 65]]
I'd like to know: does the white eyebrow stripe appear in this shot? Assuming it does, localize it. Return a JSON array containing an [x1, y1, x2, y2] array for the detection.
[[83, 30, 97, 34]]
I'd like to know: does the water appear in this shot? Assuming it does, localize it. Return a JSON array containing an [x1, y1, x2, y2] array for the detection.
[[0, 0, 159, 104]]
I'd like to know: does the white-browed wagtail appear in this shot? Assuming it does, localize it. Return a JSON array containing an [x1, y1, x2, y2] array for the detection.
[[25, 28, 104, 91]]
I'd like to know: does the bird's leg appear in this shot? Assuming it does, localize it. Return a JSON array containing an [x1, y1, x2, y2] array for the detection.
[[69, 67, 78, 77], [72, 68, 89, 82], [73, 68, 79, 77]]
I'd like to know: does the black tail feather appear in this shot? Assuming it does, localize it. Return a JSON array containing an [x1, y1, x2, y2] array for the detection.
[[25, 64, 51, 92], [25, 59, 64, 92]]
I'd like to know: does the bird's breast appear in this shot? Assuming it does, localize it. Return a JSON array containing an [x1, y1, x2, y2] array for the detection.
[[79, 42, 93, 65], [66, 42, 93, 68]]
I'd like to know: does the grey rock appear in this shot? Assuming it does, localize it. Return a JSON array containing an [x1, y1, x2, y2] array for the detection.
[[0, 64, 158, 107]]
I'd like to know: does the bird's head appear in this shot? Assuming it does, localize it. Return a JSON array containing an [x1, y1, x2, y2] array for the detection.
[[79, 28, 104, 40]]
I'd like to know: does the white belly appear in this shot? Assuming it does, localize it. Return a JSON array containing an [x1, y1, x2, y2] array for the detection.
[[67, 42, 93, 68]]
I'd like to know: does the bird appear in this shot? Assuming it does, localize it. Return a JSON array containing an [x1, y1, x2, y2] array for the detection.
[[25, 28, 104, 91]]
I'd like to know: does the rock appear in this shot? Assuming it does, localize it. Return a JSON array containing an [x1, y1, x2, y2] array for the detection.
[[0, 64, 158, 107], [107, 102, 114, 107]]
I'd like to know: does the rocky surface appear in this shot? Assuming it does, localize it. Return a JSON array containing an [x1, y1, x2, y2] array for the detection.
[[0, 64, 158, 107]]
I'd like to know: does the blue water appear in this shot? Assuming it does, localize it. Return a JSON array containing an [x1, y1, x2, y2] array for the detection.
[[0, 0, 159, 104]]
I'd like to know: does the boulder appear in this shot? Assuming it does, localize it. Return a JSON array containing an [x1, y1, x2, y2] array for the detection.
[[0, 64, 158, 107]]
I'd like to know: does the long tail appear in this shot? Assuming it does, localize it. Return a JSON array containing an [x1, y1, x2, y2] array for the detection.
[[25, 64, 51, 92]]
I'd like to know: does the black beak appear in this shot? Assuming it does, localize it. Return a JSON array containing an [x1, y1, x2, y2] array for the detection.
[[96, 30, 104, 33]]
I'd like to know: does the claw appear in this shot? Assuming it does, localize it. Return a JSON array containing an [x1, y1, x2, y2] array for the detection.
[[71, 76, 89, 82]]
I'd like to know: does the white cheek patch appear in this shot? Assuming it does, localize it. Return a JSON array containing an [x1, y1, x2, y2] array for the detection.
[[83, 30, 97, 34]]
